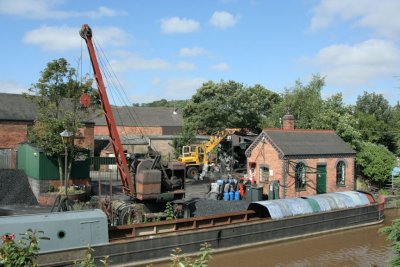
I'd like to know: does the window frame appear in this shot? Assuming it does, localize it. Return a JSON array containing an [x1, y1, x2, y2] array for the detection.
[[295, 162, 307, 191], [336, 160, 346, 186], [259, 164, 269, 183]]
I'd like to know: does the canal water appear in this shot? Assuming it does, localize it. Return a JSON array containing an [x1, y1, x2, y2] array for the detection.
[[149, 209, 399, 267]]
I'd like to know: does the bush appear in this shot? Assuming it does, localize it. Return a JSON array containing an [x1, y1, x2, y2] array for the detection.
[[381, 219, 400, 266], [0, 229, 49, 267], [169, 242, 212, 267]]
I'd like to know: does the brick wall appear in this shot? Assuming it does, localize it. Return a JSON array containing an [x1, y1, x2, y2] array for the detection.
[[0, 121, 29, 148], [247, 138, 355, 199], [75, 124, 94, 151]]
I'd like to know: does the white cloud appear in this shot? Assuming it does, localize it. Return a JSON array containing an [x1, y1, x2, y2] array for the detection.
[[209, 11, 239, 29], [111, 51, 197, 72], [23, 25, 130, 52], [0, 0, 125, 19], [179, 46, 207, 57], [311, 0, 400, 39], [165, 77, 206, 99], [110, 51, 171, 72], [176, 61, 196, 71], [161, 17, 200, 34], [305, 39, 400, 87], [0, 80, 27, 94], [211, 62, 230, 72], [130, 77, 206, 103]]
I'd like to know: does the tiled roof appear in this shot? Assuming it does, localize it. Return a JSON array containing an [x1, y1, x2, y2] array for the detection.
[[246, 129, 356, 157], [0, 93, 36, 121], [0, 93, 183, 127], [0, 93, 94, 124]]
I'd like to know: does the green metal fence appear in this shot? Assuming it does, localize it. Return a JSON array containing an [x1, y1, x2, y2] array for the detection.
[[17, 143, 90, 180], [90, 157, 120, 181]]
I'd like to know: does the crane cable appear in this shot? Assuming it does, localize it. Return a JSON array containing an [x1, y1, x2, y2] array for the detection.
[[90, 36, 156, 152]]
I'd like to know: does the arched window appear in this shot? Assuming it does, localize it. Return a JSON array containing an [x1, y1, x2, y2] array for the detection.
[[295, 162, 307, 191], [336, 161, 346, 185]]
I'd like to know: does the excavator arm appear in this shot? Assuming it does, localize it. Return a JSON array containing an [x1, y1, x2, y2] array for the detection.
[[80, 24, 135, 197], [202, 128, 240, 164]]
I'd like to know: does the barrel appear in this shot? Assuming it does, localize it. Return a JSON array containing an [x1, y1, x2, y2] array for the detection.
[[229, 191, 234, 201], [234, 191, 240, 201], [223, 192, 229, 201]]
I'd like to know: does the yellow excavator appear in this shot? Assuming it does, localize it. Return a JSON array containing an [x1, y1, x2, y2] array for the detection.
[[178, 128, 240, 179]]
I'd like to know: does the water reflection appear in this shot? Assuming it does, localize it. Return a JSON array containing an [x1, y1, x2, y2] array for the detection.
[[209, 209, 399, 267]]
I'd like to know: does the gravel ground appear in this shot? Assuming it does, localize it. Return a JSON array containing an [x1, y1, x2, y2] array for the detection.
[[0, 169, 38, 206]]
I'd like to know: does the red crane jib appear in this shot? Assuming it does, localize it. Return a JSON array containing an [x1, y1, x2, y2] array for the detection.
[[80, 24, 135, 197]]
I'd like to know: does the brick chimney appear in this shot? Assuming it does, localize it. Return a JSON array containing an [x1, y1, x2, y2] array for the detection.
[[282, 107, 294, 130]]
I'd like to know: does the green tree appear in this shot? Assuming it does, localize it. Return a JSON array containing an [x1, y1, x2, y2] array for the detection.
[[184, 80, 279, 134], [355, 142, 397, 185], [261, 74, 324, 129], [354, 92, 396, 152], [141, 99, 189, 109], [25, 58, 97, 190], [388, 103, 400, 155], [335, 114, 362, 150], [309, 94, 363, 149]]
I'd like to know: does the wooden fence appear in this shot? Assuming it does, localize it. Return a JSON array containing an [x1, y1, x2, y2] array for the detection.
[[0, 149, 16, 169]]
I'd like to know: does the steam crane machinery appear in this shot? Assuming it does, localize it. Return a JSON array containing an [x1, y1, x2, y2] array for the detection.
[[80, 24, 186, 225]]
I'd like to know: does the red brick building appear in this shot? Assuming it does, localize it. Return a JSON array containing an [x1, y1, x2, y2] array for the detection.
[[0, 93, 95, 168], [245, 114, 356, 199], [0, 93, 184, 164]]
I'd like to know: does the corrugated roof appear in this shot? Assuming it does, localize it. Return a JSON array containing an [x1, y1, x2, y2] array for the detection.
[[248, 191, 371, 219], [91, 106, 183, 127], [246, 129, 356, 157], [248, 197, 314, 219]]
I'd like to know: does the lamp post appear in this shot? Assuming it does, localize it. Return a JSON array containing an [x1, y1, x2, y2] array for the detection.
[[60, 130, 73, 198]]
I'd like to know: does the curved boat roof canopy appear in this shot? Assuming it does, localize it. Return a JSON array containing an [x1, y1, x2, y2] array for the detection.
[[247, 191, 373, 219]]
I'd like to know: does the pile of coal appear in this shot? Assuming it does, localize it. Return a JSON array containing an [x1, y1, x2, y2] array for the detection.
[[0, 169, 38, 206]]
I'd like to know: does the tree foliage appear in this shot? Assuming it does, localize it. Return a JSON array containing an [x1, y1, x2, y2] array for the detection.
[[184, 80, 280, 134], [141, 98, 189, 109], [355, 142, 397, 184], [25, 58, 98, 185], [354, 91, 396, 152], [261, 74, 324, 129], [171, 123, 197, 158]]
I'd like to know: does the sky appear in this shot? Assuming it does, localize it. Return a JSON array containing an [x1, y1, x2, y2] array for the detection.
[[1, 0, 400, 106]]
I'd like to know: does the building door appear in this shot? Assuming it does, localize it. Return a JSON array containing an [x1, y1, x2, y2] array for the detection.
[[316, 165, 326, 194]]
